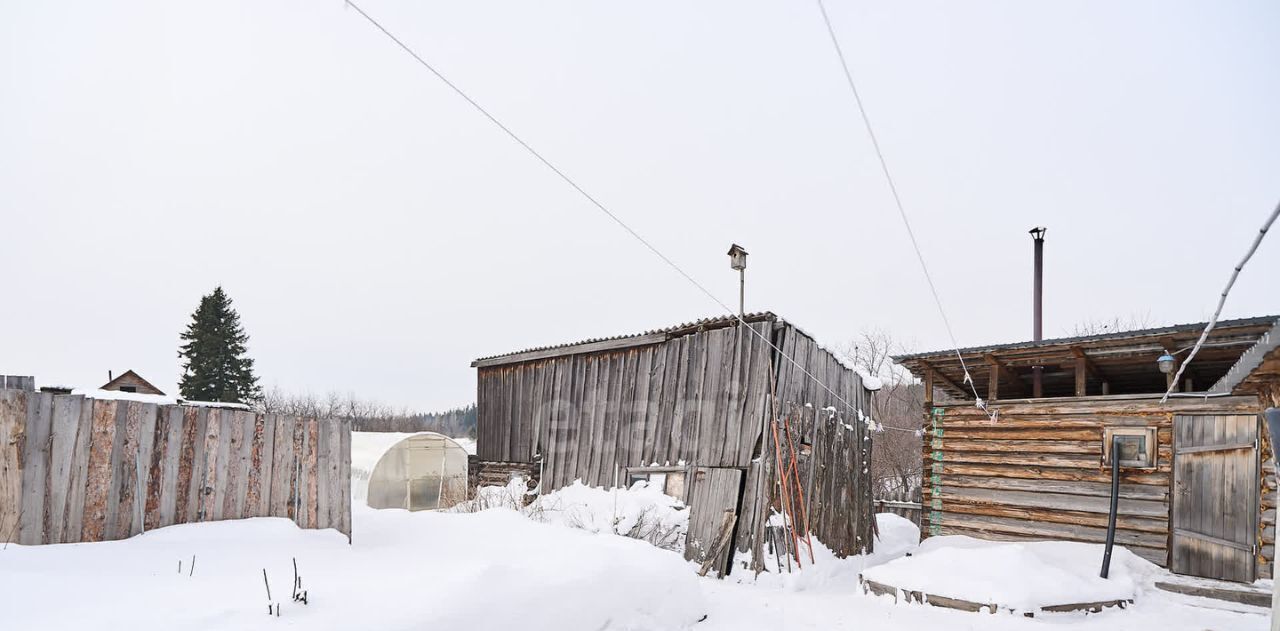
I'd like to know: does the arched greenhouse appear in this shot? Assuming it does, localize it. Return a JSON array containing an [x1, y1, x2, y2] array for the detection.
[[365, 432, 469, 511]]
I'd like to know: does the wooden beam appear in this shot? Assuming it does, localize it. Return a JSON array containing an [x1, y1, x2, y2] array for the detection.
[[984, 354, 1025, 400], [1070, 347, 1109, 395], [920, 360, 970, 399], [988, 361, 1000, 402], [1074, 355, 1087, 397], [923, 366, 935, 408]]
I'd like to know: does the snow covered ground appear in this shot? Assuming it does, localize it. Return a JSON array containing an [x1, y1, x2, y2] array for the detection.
[[0, 477, 1268, 630]]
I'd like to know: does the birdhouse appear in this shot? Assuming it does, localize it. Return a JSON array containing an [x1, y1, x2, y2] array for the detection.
[[727, 244, 748, 271]]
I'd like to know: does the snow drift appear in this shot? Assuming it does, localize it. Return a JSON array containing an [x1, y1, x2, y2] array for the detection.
[[860, 535, 1157, 612]]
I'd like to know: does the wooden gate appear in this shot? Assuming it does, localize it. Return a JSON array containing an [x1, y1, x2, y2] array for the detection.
[[1172, 414, 1259, 582], [683, 467, 743, 576]]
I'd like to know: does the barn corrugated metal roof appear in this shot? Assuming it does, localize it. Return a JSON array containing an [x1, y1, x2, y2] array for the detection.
[[473, 311, 779, 364], [892, 315, 1280, 362]]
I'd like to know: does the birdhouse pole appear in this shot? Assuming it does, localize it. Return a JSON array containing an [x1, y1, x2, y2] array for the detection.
[[727, 244, 748, 318]]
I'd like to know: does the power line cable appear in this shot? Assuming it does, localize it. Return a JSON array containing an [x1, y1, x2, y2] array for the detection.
[[342, 0, 908, 431], [1160, 201, 1280, 403], [813, 0, 994, 420]]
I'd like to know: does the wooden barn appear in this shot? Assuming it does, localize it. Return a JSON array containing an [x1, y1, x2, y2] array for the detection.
[[894, 315, 1280, 583], [470, 312, 876, 576]]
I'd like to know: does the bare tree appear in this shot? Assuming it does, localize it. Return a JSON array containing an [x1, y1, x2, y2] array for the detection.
[[1067, 311, 1155, 337], [257, 387, 476, 436], [840, 329, 923, 496]]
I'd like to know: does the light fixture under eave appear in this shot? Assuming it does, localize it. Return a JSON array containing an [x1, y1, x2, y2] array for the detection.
[[1157, 353, 1176, 374]]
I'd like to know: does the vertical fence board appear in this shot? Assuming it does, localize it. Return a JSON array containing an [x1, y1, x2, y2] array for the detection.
[[157, 406, 184, 528], [295, 418, 310, 528], [177, 407, 202, 524], [245, 414, 266, 517], [104, 402, 137, 540], [269, 414, 294, 518], [222, 411, 248, 520], [322, 419, 337, 529], [200, 409, 223, 522], [47, 395, 83, 543], [290, 414, 304, 519], [258, 414, 277, 517], [19, 392, 52, 544], [315, 419, 332, 529], [142, 405, 167, 532], [81, 400, 117, 542], [63, 397, 93, 543], [340, 418, 352, 540], [304, 419, 319, 529], [0, 390, 26, 543], [131, 403, 158, 536]]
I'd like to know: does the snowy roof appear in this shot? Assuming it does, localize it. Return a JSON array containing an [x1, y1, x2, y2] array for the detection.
[[67, 388, 252, 409], [894, 315, 1280, 399], [893, 315, 1280, 362]]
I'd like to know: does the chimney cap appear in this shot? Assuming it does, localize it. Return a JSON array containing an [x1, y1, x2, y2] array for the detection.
[[1029, 226, 1047, 240]]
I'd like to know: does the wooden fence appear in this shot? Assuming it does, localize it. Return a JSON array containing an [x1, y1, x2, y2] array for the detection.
[[873, 489, 922, 527], [0, 381, 351, 546]]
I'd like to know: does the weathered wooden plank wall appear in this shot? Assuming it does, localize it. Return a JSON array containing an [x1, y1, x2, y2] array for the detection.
[[921, 395, 1265, 571], [477, 321, 776, 491], [475, 318, 875, 570], [0, 389, 352, 546], [729, 324, 874, 570]]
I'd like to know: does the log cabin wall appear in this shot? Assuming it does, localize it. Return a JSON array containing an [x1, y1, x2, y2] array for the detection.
[[0, 387, 352, 545], [921, 395, 1273, 576]]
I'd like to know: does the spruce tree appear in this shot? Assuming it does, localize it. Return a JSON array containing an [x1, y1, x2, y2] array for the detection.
[[178, 287, 262, 403]]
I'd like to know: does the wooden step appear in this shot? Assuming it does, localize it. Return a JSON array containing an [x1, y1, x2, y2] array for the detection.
[[1154, 580, 1271, 608]]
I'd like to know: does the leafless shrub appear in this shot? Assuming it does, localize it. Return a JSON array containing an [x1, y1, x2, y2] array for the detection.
[[622, 506, 685, 552], [256, 387, 475, 437]]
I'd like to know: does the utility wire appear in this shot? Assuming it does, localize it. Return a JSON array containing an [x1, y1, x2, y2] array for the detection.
[[814, 0, 994, 420], [342, 0, 903, 431], [1160, 200, 1280, 403]]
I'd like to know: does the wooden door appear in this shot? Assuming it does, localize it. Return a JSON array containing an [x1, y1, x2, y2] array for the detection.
[[1172, 414, 1259, 582], [683, 467, 743, 576]]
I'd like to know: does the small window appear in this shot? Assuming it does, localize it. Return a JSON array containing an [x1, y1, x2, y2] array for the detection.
[[626, 468, 686, 499], [1103, 426, 1157, 469], [118, 386, 137, 393]]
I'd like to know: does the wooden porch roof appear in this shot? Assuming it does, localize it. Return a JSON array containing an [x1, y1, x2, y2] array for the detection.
[[893, 315, 1280, 400]]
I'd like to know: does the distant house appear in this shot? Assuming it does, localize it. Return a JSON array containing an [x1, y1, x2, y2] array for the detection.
[[100, 370, 165, 396], [471, 312, 877, 577], [894, 315, 1280, 583]]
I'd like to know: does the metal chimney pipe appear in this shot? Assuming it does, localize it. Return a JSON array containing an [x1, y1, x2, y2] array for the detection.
[[1030, 227, 1047, 397]]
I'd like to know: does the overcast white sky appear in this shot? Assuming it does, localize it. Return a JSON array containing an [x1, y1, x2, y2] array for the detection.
[[2, 1, 1277, 411]]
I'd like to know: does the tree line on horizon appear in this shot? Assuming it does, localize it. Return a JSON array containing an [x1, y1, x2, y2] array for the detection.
[[176, 286, 476, 438]]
